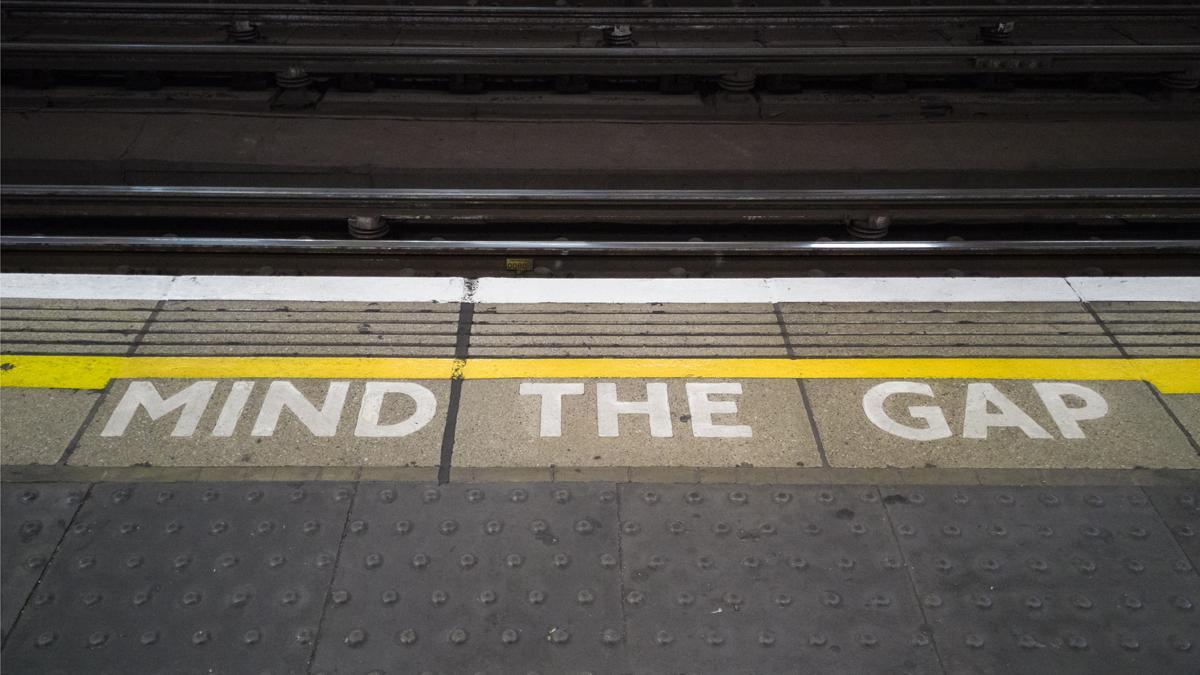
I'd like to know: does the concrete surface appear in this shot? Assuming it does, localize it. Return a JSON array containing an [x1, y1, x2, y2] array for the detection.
[[806, 379, 1200, 469], [0, 388, 101, 464], [453, 379, 820, 468], [67, 378, 448, 467], [1162, 394, 1200, 446]]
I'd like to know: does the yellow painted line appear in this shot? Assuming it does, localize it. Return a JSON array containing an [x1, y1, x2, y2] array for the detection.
[[0, 355, 456, 389], [1, 354, 1198, 393]]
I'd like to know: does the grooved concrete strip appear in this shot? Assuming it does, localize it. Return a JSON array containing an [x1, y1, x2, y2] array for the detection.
[[1, 299, 1194, 359], [3, 481, 1198, 673]]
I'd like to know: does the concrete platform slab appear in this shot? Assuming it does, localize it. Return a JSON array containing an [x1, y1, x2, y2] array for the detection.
[[1161, 395, 1200, 446], [453, 379, 820, 468], [806, 379, 1200, 469], [66, 378, 448, 467], [0, 388, 101, 464]]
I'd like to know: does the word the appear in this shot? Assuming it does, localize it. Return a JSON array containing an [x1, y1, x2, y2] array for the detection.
[[520, 382, 751, 438]]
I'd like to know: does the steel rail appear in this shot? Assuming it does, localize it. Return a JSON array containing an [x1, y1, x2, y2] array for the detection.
[[5, 185, 1200, 224], [4, 42, 1198, 76], [6, 1, 1199, 25], [3, 235, 1198, 256]]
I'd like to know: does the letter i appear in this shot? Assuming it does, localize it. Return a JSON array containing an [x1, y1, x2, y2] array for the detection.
[[213, 381, 255, 437]]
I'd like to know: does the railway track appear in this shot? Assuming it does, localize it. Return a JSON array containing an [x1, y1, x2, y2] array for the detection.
[[3, 184, 1198, 276], [7, 0, 1199, 24], [5, 185, 1200, 228], [3, 1, 1198, 85]]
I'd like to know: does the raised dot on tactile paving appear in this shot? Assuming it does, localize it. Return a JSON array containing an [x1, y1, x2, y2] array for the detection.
[[396, 629, 417, 645], [502, 628, 520, 644], [577, 589, 595, 605], [601, 629, 622, 646], [466, 488, 484, 503], [431, 590, 449, 605], [345, 629, 367, 647]]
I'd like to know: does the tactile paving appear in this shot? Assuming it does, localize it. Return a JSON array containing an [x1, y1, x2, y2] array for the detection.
[[1, 482, 354, 674], [4, 480, 1199, 674], [0, 483, 85, 642], [617, 484, 938, 674], [1146, 485, 1200, 567], [311, 483, 626, 675], [882, 486, 1200, 674]]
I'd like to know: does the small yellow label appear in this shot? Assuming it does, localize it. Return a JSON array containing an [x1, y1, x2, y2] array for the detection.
[[505, 258, 534, 272]]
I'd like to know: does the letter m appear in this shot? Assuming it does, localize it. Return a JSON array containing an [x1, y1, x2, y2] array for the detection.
[[101, 381, 216, 437]]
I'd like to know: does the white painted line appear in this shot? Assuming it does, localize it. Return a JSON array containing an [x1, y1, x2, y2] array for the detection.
[[0, 274, 466, 303], [0, 273, 175, 300], [166, 275, 466, 303], [475, 277, 1080, 303], [2, 273, 1195, 304], [471, 278, 772, 304], [767, 277, 1080, 303], [1067, 277, 1200, 302]]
